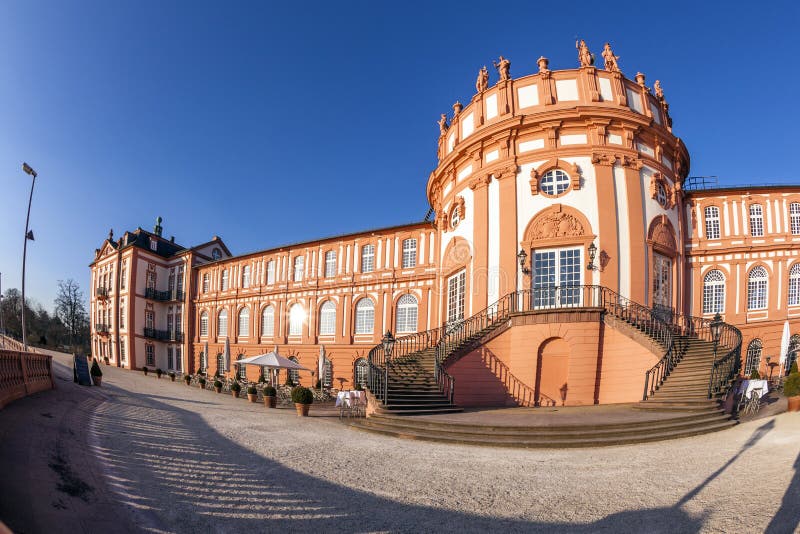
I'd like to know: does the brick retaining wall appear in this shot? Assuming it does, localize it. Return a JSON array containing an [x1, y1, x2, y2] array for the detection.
[[0, 350, 55, 409]]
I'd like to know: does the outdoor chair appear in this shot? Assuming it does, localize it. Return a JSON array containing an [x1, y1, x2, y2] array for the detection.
[[740, 387, 763, 416]]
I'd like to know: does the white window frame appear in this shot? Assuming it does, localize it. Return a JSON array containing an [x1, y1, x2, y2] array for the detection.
[[744, 339, 762, 376], [396, 294, 418, 333], [402, 239, 417, 269], [218, 309, 228, 337], [704, 206, 720, 240], [791, 203, 800, 236], [202, 273, 210, 293], [319, 301, 336, 335], [238, 307, 250, 337], [354, 298, 375, 335], [293, 256, 305, 281], [749, 204, 764, 237], [221, 269, 229, 291], [789, 264, 800, 307], [539, 169, 571, 196], [242, 265, 251, 288], [702, 270, 725, 314], [447, 270, 466, 324], [266, 260, 276, 285], [325, 251, 337, 278], [288, 304, 304, 336], [261, 306, 275, 337], [747, 266, 768, 310], [200, 311, 209, 337], [361, 245, 375, 273]]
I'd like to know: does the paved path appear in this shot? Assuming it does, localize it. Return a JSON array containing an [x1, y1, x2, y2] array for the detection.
[[1, 353, 799, 533]]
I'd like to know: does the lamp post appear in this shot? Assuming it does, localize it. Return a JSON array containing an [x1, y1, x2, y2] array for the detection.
[[381, 330, 395, 404], [710, 312, 722, 362], [21, 163, 38, 352]]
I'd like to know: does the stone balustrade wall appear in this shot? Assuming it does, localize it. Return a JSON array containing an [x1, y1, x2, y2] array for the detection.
[[0, 349, 55, 409]]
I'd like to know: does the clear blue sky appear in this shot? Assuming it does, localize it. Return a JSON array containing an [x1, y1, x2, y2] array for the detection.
[[1, 0, 798, 310]]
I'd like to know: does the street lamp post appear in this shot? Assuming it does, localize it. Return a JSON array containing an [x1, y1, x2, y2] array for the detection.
[[21, 162, 37, 352]]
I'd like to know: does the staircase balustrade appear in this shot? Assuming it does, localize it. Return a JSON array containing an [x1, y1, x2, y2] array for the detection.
[[367, 285, 741, 406]]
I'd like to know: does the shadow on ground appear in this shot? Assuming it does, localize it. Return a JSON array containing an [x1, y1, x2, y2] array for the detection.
[[84, 378, 799, 533]]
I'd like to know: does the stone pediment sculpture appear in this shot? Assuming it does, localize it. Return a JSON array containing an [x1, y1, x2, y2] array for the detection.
[[438, 114, 449, 136], [576, 39, 594, 67], [530, 208, 585, 240]]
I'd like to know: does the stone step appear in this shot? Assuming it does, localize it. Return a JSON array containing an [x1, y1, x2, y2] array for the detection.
[[374, 405, 463, 416]]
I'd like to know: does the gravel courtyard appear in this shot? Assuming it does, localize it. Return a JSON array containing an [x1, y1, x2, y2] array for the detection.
[[1, 353, 798, 533]]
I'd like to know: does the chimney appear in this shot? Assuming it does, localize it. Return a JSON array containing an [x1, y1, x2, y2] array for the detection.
[[170, 236, 175, 243]]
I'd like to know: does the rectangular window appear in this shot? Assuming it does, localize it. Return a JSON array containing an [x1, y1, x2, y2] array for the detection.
[[242, 265, 251, 288], [120, 304, 125, 329], [652, 254, 672, 309], [200, 314, 209, 336], [175, 307, 182, 334], [446, 270, 466, 325], [146, 271, 156, 290], [221, 269, 229, 290], [325, 251, 337, 278], [791, 204, 800, 235], [402, 239, 417, 268], [145, 310, 154, 330], [175, 347, 182, 373], [361, 244, 375, 273], [750, 205, 764, 237], [167, 346, 174, 370], [168, 269, 176, 294], [704, 206, 720, 240], [202, 274, 210, 293], [531, 247, 582, 307], [120, 263, 127, 289], [176, 265, 184, 295], [266, 260, 276, 284], [293, 256, 305, 281], [146, 344, 155, 366], [120, 339, 126, 363]]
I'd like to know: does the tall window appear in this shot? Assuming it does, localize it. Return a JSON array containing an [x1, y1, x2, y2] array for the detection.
[[120, 302, 126, 329], [175, 346, 182, 373], [120, 339, 126, 363], [325, 251, 337, 278], [396, 294, 418, 333], [167, 306, 174, 337], [289, 304, 304, 336], [261, 306, 274, 337], [242, 265, 251, 288], [167, 346, 174, 370], [354, 358, 369, 388], [531, 248, 582, 307], [702, 270, 725, 314], [319, 301, 336, 336], [704, 206, 720, 240], [789, 264, 800, 306], [146, 344, 155, 366], [120, 263, 127, 289], [168, 270, 175, 294], [749, 204, 764, 237], [200, 311, 209, 337], [175, 306, 182, 335], [237, 354, 246, 380], [744, 339, 762, 376], [361, 244, 375, 273], [791, 203, 800, 235], [218, 309, 228, 337], [238, 307, 250, 337], [402, 239, 417, 268], [652, 254, 672, 308], [354, 299, 375, 334], [202, 273, 210, 293], [177, 265, 184, 295], [145, 310, 154, 330], [539, 169, 571, 196], [199, 351, 207, 372], [747, 266, 768, 310], [287, 357, 300, 384], [293, 256, 305, 281], [447, 270, 467, 324], [146, 271, 156, 290], [216, 353, 225, 376], [221, 269, 229, 290], [266, 260, 276, 284]]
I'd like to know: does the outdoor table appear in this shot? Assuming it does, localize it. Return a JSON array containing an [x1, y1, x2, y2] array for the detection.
[[737, 379, 769, 399], [336, 391, 366, 418]]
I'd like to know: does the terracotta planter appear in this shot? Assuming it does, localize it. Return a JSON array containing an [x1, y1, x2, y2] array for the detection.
[[788, 396, 800, 412], [157, 374, 162, 379], [214, 386, 222, 393], [265, 395, 277, 409], [199, 382, 206, 389], [92, 376, 102, 387], [232, 390, 240, 399], [143, 369, 148, 376], [170, 376, 176, 382], [247, 393, 257, 403], [295, 403, 310, 417]]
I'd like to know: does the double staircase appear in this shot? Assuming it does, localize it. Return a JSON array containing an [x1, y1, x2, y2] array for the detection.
[[360, 286, 742, 445]]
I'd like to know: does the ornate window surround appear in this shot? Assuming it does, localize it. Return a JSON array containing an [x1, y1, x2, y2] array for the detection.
[[529, 158, 581, 196], [648, 172, 674, 209]]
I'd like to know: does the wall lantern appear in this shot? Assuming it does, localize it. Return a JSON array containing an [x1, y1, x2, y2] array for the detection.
[[710, 312, 723, 345], [517, 249, 530, 275], [381, 330, 396, 359], [587, 242, 598, 271]]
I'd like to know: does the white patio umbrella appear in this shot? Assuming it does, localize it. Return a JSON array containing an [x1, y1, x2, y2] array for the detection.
[[318, 345, 325, 388], [237, 351, 310, 370], [779, 320, 791, 376], [203, 341, 209, 373], [223, 337, 231, 373]]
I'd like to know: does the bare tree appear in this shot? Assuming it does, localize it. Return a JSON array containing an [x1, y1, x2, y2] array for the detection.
[[54, 279, 87, 350]]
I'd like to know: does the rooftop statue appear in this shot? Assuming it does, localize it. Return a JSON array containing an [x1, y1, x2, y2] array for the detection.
[[654, 80, 665, 100], [601, 43, 620, 72], [438, 114, 449, 136], [537, 56, 550, 73], [635, 72, 650, 92], [452, 101, 463, 117], [476, 65, 489, 93], [493, 56, 511, 81], [576, 39, 594, 67]]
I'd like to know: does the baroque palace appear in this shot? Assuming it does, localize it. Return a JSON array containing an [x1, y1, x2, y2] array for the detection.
[[90, 41, 799, 410]]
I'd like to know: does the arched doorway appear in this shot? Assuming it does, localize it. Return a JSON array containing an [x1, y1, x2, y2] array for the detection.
[[535, 338, 570, 406]]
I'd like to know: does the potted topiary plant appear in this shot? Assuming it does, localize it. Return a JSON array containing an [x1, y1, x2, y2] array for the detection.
[[247, 385, 257, 403], [786, 368, 800, 412], [749, 370, 761, 380], [198, 376, 206, 389], [156, 368, 163, 379], [169, 371, 176, 382], [213, 379, 223, 393], [90, 359, 103, 387], [184, 374, 192, 385], [263, 385, 277, 408], [230, 381, 241, 398], [143, 366, 149, 376], [291, 386, 313, 416]]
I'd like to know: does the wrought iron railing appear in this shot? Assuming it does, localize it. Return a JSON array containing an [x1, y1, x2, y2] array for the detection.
[[95, 287, 109, 299], [367, 285, 739, 405], [145, 288, 185, 302], [143, 327, 171, 341], [95, 323, 110, 334]]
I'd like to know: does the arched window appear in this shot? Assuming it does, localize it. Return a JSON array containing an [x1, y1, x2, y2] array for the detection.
[[237, 354, 246, 380], [702, 270, 725, 314], [293, 256, 305, 281], [238, 307, 250, 337], [289, 304, 304, 336], [216, 353, 225, 376], [396, 294, 418, 333], [261, 305, 274, 337], [217, 309, 228, 337], [744, 339, 762, 376], [539, 169, 571, 196], [221, 269, 229, 290], [319, 301, 336, 336], [354, 358, 369, 388], [787, 334, 800, 375], [749, 204, 764, 237], [325, 251, 337, 278], [789, 264, 800, 307], [401, 239, 417, 268], [704, 206, 720, 240], [655, 182, 668, 208], [200, 310, 208, 337], [287, 356, 300, 384], [322, 357, 332, 388], [242, 265, 251, 288], [354, 298, 375, 334], [791, 203, 800, 235], [361, 244, 375, 273], [747, 266, 768, 310]]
